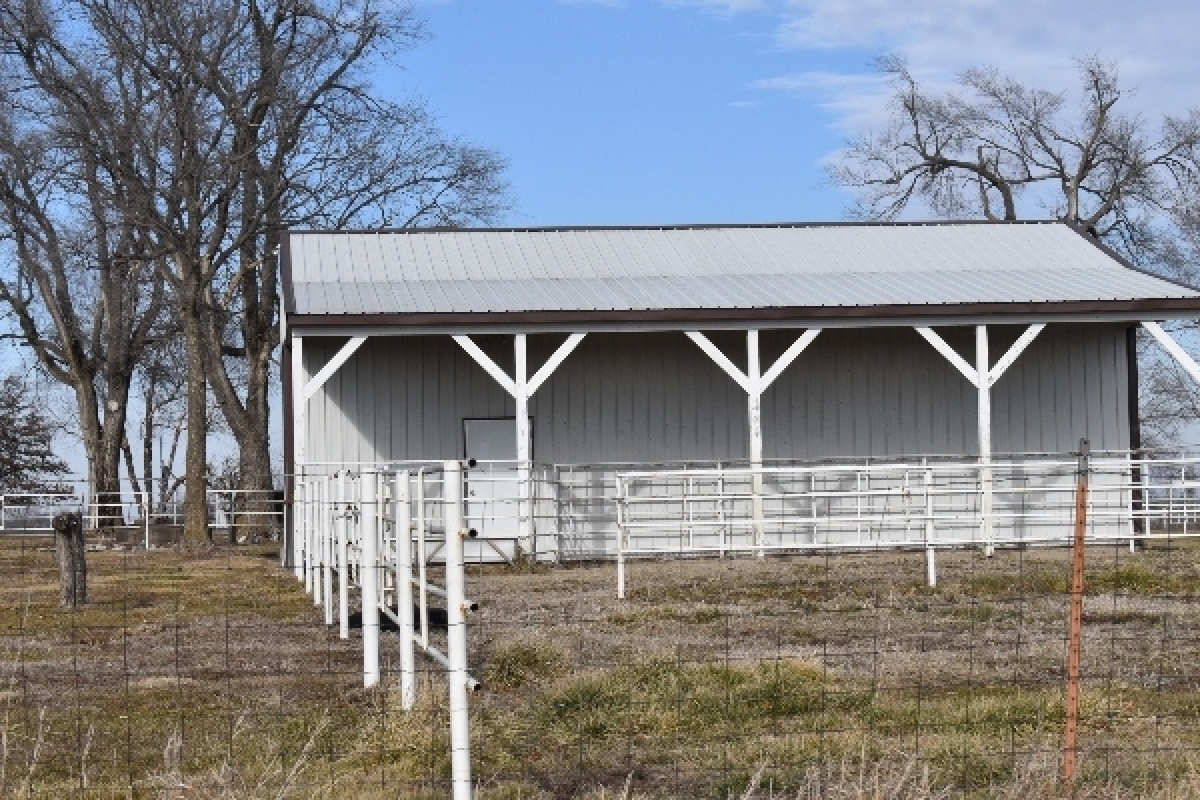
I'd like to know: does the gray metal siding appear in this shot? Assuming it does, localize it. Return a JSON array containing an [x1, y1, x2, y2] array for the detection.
[[302, 323, 1129, 465]]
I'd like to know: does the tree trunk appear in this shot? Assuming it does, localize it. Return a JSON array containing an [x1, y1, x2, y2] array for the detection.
[[96, 407, 127, 530], [181, 284, 209, 542]]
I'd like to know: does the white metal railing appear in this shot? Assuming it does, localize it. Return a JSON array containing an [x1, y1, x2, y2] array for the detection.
[[292, 452, 1200, 565], [610, 453, 1200, 597], [293, 463, 476, 798], [0, 488, 283, 548]]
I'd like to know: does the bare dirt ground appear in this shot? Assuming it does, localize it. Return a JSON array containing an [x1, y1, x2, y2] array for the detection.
[[4, 536, 1200, 797]]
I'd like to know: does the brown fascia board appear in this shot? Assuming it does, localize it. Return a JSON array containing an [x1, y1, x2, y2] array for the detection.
[[283, 218, 1058, 237], [285, 297, 1200, 332], [280, 232, 296, 315]]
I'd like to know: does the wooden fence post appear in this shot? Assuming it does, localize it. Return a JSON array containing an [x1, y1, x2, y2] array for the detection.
[[53, 511, 87, 607]]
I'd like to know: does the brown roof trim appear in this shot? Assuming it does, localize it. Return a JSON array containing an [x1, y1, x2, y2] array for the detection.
[[283, 218, 1061, 237], [280, 232, 296, 316], [286, 297, 1200, 330]]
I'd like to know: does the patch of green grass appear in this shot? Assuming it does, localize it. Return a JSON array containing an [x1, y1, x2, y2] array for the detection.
[[1088, 564, 1167, 593], [966, 567, 1068, 597], [483, 642, 567, 691], [1083, 609, 1162, 626], [947, 602, 999, 624]]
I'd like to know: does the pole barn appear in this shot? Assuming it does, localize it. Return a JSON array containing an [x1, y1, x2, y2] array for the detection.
[[280, 221, 1200, 563]]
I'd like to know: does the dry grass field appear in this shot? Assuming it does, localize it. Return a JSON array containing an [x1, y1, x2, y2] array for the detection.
[[4, 535, 1200, 797]]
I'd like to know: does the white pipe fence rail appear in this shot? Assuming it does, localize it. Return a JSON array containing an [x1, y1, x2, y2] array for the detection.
[[613, 454, 1200, 597], [294, 452, 1200, 567], [293, 461, 477, 799], [0, 488, 282, 546]]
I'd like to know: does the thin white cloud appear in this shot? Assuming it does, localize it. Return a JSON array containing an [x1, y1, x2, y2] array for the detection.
[[750, 70, 890, 130], [558, 0, 626, 7], [761, 0, 1200, 124], [663, 0, 767, 13]]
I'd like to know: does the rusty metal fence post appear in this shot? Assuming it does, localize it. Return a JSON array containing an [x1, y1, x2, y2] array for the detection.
[[1064, 438, 1090, 784]]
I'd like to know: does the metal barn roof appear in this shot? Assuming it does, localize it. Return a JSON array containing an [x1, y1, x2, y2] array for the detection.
[[281, 221, 1200, 328]]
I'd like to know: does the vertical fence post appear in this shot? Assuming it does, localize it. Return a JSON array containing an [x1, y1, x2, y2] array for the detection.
[[338, 471, 350, 640], [924, 464, 936, 588], [615, 475, 626, 600], [977, 325, 995, 557], [361, 469, 380, 688], [747, 330, 765, 559], [418, 470, 429, 649], [1064, 438, 1090, 785], [323, 477, 334, 626], [291, 475, 302, 579], [302, 481, 313, 593], [143, 490, 151, 550], [312, 482, 323, 608], [398, 470, 415, 710], [443, 460, 473, 798]]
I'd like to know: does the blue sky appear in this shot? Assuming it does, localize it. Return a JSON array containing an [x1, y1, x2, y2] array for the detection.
[[390, 1, 850, 224], [386, 0, 1200, 226]]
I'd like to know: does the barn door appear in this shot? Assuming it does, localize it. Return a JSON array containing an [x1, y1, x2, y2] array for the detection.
[[463, 418, 525, 562]]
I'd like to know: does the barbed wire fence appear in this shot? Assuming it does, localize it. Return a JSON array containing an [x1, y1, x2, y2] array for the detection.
[[4, 451, 1200, 797]]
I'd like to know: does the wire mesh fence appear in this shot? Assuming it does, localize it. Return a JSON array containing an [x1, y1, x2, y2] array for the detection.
[[7, 452, 1200, 797]]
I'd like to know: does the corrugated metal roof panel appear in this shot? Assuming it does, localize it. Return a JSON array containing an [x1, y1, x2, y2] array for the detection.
[[284, 222, 1200, 316]]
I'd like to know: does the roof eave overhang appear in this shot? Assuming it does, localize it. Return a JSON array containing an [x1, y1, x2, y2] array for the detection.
[[286, 298, 1200, 337]]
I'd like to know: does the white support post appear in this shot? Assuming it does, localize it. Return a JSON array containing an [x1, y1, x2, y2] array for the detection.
[[292, 336, 306, 580], [515, 334, 532, 556], [977, 326, 994, 557], [454, 332, 588, 560], [293, 334, 366, 584], [361, 470, 380, 688], [443, 460, 473, 799], [338, 471, 350, 640], [1144, 321, 1200, 385], [397, 470, 415, 711], [747, 331, 765, 558], [916, 324, 1047, 558], [688, 328, 822, 558]]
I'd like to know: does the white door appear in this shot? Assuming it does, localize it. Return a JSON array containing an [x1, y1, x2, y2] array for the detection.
[[463, 418, 524, 562]]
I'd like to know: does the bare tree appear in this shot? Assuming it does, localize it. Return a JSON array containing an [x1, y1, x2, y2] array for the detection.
[[830, 56, 1200, 250], [0, 0, 507, 539], [831, 57, 1200, 445], [1138, 201, 1200, 445], [192, 1, 508, 530], [0, 82, 166, 524]]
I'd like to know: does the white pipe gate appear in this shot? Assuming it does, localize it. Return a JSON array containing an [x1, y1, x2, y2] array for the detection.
[[293, 461, 478, 798]]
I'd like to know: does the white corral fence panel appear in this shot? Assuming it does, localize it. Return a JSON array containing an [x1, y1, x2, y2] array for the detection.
[[609, 454, 1200, 562]]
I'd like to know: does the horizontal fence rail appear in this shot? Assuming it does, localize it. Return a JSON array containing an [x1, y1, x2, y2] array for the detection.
[[295, 451, 1200, 566]]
